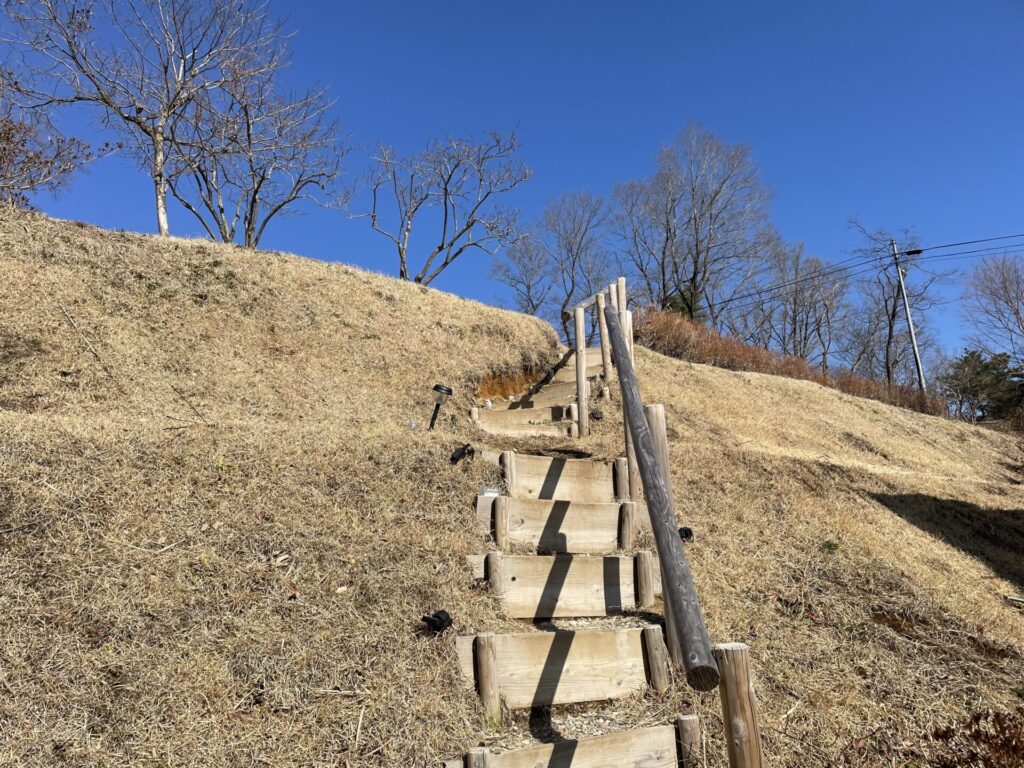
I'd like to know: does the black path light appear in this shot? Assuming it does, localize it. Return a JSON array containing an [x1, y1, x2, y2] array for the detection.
[[429, 384, 453, 431]]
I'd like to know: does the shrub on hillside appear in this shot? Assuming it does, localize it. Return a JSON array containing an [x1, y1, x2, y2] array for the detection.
[[635, 309, 945, 416]]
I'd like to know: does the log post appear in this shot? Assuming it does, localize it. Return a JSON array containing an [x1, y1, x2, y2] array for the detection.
[[644, 403, 683, 666], [574, 306, 589, 438], [499, 451, 516, 495], [641, 625, 670, 694], [486, 552, 505, 596], [475, 633, 501, 726], [493, 497, 510, 551], [625, 309, 635, 362], [616, 276, 627, 321], [714, 643, 764, 768], [613, 457, 629, 501], [676, 714, 701, 768], [608, 282, 619, 311], [596, 292, 612, 382], [635, 550, 656, 607], [618, 501, 637, 550], [603, 303, 719, 692], [644, 404, 671, 484], [466, 746, 492, 767], [624, 421, 640, 501]]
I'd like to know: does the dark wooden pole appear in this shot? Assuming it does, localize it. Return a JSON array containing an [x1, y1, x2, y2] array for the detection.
[[602, 300, 719, 691]]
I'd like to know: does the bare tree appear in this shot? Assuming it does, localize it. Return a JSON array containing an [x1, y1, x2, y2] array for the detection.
[[963, 253, 1024, 369], [0, 68, 91, 205], [720, 237, 850, 372], [4, 0, 282, 235], [611, 122, 770, 327], [357, 131, 530, 285], [765, 240, 850, 369], [544, 192, 610, 339], [490, 231, 553, 316], [491, 192, 612, 341], [166, 70, 345, 247]]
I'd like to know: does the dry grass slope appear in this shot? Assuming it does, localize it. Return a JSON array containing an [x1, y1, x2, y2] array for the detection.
[[568, 350, 1024, 766], [1, 209, 1022, 766], [0, 209, 559, 766]]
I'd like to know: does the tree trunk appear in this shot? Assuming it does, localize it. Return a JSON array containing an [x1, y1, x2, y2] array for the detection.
[[153, 131, 169, 236]]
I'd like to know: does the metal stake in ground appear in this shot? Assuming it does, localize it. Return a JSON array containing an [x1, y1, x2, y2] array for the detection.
[[602, 303, 719, 691]]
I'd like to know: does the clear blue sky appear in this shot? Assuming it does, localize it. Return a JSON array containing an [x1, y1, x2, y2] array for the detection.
[[36, 1, 1024, 354]]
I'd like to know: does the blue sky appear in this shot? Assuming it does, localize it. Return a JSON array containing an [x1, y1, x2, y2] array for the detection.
[[35, 1, 1024, 354]]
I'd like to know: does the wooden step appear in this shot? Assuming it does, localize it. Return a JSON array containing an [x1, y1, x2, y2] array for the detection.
[[445, 718, 699, 767], [483, 552, 656, 619], [475, 496, 636, 553], [475, 422, 570, 438], [474, 405, 570, 425], [455, 625, 670, 714], [465, 552, 662, 597], [501, 452, 626, 503], [551, 361, 604, 384], [502, 380, 581, 409]]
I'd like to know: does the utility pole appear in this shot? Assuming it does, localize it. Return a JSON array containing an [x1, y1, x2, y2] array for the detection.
[[890, 240, 927, 393]]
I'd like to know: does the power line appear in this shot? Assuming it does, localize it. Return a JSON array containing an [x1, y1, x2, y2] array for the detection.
[[712, 261, 892, 316], [703, 252, 887, 313], [914, 244, 1024, 264], [690, 234, 1024, 318], [710, 245, 1024, 318], [914, 232, 1024, 253]]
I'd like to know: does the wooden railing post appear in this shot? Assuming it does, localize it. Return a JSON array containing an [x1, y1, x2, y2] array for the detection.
[[596, 292, 612, 383], [644, 403, 682, 667], [625, 308, 635, 360], [616, 277, 628, 350], [676, 714, 701, 767], [475, 633, 501, 726], [612, 281, 639, 499], [714, 643, 764, 768], [573, 306, 589, 437], [602, 302, 719, 692]]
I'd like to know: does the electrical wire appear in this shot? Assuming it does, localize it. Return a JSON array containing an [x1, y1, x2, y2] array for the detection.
[[683, 233, 1024, 319], [709, 245, 1024, 317], [701, 252, 887, 313], [913, 232, 1024, 253]]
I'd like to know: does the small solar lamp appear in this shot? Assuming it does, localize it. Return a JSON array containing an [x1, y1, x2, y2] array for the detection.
[[429, 384, 453, 431]]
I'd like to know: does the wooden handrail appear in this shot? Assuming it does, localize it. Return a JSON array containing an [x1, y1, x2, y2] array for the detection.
[[602, 299, 720, 692]]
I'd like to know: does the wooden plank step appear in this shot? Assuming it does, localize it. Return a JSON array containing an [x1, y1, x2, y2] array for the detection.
[[465, 551, 662, 598], [475, 496, 635, 553], [474, 405, 570, 426], [475, 421, 570, 438], [501, 452, 625, 503], [501, 381, 582, 409], [454, 625, 670, 710], [447, 719, 699, 767], [551, 361, 603, 384], [484, 552, 655, 618]]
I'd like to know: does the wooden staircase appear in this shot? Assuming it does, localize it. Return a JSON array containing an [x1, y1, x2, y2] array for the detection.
[[448, 279, 765, 767], [450, 348, 696, 767], [470, 349, 604, 437]]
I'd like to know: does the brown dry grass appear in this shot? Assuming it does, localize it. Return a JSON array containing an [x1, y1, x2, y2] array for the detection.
[[2, 209, 1023, 766], [636, 308, 947, 415], [567, 350, 1024, 766], [0, 208, 559, 766]]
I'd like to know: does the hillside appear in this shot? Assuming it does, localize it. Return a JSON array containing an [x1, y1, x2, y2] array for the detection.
[[1, 209, 1022, 766]]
